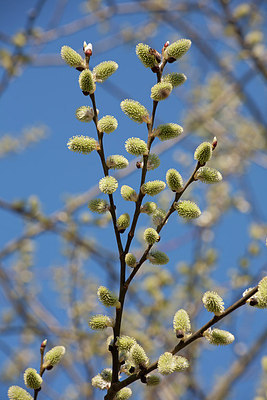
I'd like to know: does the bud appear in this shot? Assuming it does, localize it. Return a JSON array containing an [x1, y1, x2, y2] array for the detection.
[[164, 39, 191, 60], [152, 208, 167, 227], [67, 135, 98, 154], [121, 185, 138, 202], [99, 176, 118, 194], [98, 115, 118, 133], [148, 250, 169, 265], [117, 213, 130, 231], [166, 169, 183, 192], [97, 286, 120, 308], [195, 167, 222, 184], [173, 309, 191, 338], [256, 276, 267, 308], [130, 343, 149, 368], [174, 200, 201, 219], [75, 106, 95, 122], [146, 375, 161, 385], [106, 155, 128, 169], [78, 69, 96, 94], [83, 41, 92, 56], [40, 339, 47, 349], [24, 368, 42, 389], [61, 45, 83, 68], [147, 153, 160, 170], [157, 352, 175, 375], [8, 386, 33, 400], [121, 99, 150, 123], [141, 201, 157, 215], [233, 4, 251, 19], [93, 61, 118, 82], [91, 374, 110, 390], [100, 368, 112, 382], [116, 336, 136, 351], [43, 346, 65, 368], [125, 137, 148, 156], [151, 81, 172, 101], [89, 314, 114, 330], [212, 136, 217, 150], [204, 328, 235, 345], [154, 123, 183, 141], [194, 142, 213, 165], [115, 388, 132, 400], [125, 253, 137, 268], [88, 198, 109, 214], [162, 73, 187, 87], [141, 180, 166, 196], [136, 43, 159, 68], [144, 228, 160, 245], [158, 352, 189, 375], [202, 291, 225, 315]]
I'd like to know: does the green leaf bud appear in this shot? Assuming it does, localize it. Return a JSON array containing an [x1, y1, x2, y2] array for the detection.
[[152, 208, 167, 227], [89, 314, 114, 330], [144, 228, 160, 245], [146, 375, 161, 385], [175, 200, 201, 219], [125, 253, 137, 268], [151, 81, 172, 101], [166, 168, 183, 192], [121, 185, 138, 202], [93, 61, 118, 82], [174, 356, 189, 371], [61, 45, 83, 68], [258, 276, 267, 301], [173, 309, 191, 338], [194, 142, 213, 165], [91, 374, 110, 390], [43, 346, 65, 368], [97, 286, 120, 308], [8, 386, 33, 400], [155, 123, 183, 141], [158, 353, 188, 375], [106, 155, 128, 169], [125, 137, 148, 156], [100, 368, 112, 382], [75, 106, 95, 122], [233, 4, 251, 19], [24, 368, 42, 389], [67, 135, 98, 154], [202, 291, 225, 315], [115, 388, 132, 400], [130, 343, 149, 368], [141, 180, 166, 196], [148, 250, 169, 265], [88, 198, 109, 214], [158, 352, 175, 375], [99, 176, 118, 194], [121, 99, 150, 123], [254, 276, 267, 308], [147, 153, 160, 170], [141, 201, 157, 214], [136, 43, 158, 68], [98, 115, 118, 133], [117, 213, 130, 231], [162, 72, 187, 87], [204, 328, 235, 345], [79, 69, 96, 94], [195, 167, 222, 184], [116, 336, 136, 351], [164, 39, 191, 61]]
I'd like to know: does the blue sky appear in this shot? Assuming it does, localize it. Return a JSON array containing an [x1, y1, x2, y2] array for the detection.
[[1, 1, 267, 399]]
